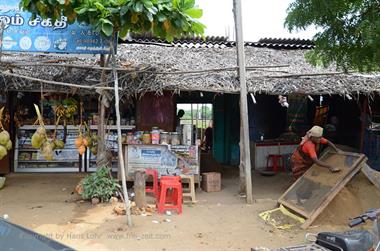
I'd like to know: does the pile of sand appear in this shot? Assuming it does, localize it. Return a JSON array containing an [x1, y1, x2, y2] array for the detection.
[[314, 172, 380, 226]]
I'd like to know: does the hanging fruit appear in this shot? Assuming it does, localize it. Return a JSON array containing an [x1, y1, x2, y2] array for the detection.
[[32, 104, 58, 161], [75, 135, 86, 156], [0, 107, 12, 160], [53, 139, 65, 149], [83, 122, 98, 156]]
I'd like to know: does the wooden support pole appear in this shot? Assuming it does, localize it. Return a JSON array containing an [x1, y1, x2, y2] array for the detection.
[[110, 37, 133, 227], [239, 115, 246, 194], [134, 170, 147, 208], [233, 0, 253, 204], [360, 97, 368, 152]]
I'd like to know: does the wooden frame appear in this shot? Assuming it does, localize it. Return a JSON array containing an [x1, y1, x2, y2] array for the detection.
[[278, 150, 367, 229]]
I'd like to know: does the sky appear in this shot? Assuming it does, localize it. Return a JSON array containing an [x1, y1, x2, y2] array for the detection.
[[197, 0, 318, 42]]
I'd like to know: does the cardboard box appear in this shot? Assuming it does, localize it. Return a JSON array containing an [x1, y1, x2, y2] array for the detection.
[[201, 172, 221, 192]]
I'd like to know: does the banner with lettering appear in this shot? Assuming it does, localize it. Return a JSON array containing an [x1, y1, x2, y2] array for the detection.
[[0, 1, 115, 54]]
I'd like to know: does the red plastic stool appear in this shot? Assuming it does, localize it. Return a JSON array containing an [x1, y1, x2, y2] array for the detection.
[[266, 154, 285, 173], [160, 176, 181, 183], [145, 169, 159, 198], [157, 179, 182, 214], [159, 176, 181, 202]]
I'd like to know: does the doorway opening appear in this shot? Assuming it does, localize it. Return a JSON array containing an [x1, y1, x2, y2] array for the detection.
[[176, 103, 213, 147]]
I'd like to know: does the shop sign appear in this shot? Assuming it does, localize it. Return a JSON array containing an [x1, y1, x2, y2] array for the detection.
[[0, 1, 115, 54]]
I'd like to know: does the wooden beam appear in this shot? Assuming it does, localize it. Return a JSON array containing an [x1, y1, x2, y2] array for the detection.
[[360, 97, 368, 152], [233, 0, 253, 204]]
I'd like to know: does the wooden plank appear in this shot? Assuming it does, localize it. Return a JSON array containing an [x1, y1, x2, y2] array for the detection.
[[302, 158, 366, 229], [279, 200, 310, 218], [361, 164, 380, 190]]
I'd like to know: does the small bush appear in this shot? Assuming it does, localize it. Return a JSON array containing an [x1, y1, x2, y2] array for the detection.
[[80, 167, 120, 202]]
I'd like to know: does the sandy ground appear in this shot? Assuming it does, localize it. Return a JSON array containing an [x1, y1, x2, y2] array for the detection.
[[0, 168, 364, 251]]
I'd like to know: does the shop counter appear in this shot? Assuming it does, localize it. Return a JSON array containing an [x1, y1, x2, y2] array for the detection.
[[251, 140, 299, 170], [122, 144, 200, 185]]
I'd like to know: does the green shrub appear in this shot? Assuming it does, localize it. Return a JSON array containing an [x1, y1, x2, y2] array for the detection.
[[80, 167, 120, 202]]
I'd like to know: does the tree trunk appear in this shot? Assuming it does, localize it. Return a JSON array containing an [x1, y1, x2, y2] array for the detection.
[[97, 55, 112, 169], [134, 170, 146, 208]]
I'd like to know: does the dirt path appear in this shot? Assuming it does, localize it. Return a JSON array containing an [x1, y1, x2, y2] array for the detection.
[[0, 171, 359, 251]]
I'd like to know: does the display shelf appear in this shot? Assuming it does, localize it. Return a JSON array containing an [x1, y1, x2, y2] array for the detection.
[[15, 125, 84, 173], [89, 125, 135, 130], [18, 160, 79, 163], [16, 148, 78, 151], [19, 125, 81, 130]]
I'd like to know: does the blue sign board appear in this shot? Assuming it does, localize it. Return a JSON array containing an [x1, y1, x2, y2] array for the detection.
[[0, 1, 114, 54], [141, 149, 162, 158]]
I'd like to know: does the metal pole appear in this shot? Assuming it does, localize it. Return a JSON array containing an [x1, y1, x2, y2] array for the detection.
[[233, 0, 253, 204]]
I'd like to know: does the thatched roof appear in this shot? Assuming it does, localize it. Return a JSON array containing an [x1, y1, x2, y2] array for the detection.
[[0, 43, 379, 96]]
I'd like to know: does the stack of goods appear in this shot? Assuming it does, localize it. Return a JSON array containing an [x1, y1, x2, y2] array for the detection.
[[125, 127, 182, 146]]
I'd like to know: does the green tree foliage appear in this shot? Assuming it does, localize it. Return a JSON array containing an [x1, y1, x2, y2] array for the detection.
[[20, 0, 205, 41], [285, 0, 380, 72]]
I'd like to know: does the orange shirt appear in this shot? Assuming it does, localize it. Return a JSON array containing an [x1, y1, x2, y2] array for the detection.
[[300, 137, 328, 159]]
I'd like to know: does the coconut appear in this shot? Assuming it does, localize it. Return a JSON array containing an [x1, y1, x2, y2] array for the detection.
[[0, 131, 10, 145], [91, 134, 98, 142], [75, 137, 83, 148], [78, 145, 86, 155], [53, 140, 65, 149], [90, 147, 97, 156], [41, 142, 54, 160], [43, 152, 54, 161], [31, 133, 45, 149], [84, 136, 92, 147], [5, 140, 12, 151], [0, 145, 7, 160], [36, 126, 46, 136]]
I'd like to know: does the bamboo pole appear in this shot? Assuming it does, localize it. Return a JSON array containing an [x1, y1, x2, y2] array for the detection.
[[5, 61, 291, 73], [0, 71, 116, 90], [233, 0, 253, 204], [110, 37, 132, 227]]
